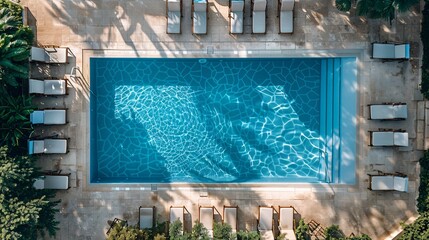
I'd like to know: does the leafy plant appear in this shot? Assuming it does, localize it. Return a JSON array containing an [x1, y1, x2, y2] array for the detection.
[[236, 230, 260, 240], [169, 219, 184, 240], [295, 219, 311, 240], [335, 0, 352, 11], [324, 225, 345, 240], [191, 220, 210, 240], [399, 212, 429, 240], [418, 150, 429, 212], [213, 222, 233, 240]]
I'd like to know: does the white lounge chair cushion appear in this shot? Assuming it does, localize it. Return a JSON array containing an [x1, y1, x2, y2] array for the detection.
[[44, 47, 68, 63], [371, 175, 394, 190], [33, 178, 45, 189], [44, 175, 69, 189], [394, 132, 408, 147], [260, 230, 274, 240], [170, 207, 184, 232], [230, 11, 244, 33], [193, 11, 207, 34], [30, 47, 49, 62], [280, 10, 293, 33], [253, 0, 266, 11], [279, 208, 293, 230], [200, 207, 214, 231], [167, 11, 181, 33], [28, 140, 45, 154], [280, 0, 295, 10], [373, 43, 410, 59], [371, 132, 394, 146], [140, 208, 154, 229], [394, 176, 409, 192], [252, 11, 266, 33], [29, 79, 45, 94], [224, 207, 237, 231], [231, 0, 244, 11], [168, 0, 181, 11], [194, 0, 207, 11], [43, 110, 66, 124], [370, 104, 407, 119], [44, 79, 67, 95], [30, 111, 44, 124], [259, 207, 273, 230], [44, 139, 68, 153], [280, 229, 296, 240]]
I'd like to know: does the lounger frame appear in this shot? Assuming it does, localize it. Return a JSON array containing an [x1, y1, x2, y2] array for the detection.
[[199, 206, 215, 237], [192, 0, 208, 35], [34, 171, 71, 190], [29, 78, 69, 96], [28, 137, 70, 155], [277, 0, 294, 34], [278, 206, 297, 239], [166, 0, 182, 34], [257, 206, 275, 239], [30, 108, 68, 125], [368, 102, 407, 120], [368, 129, 408, 147], [223, 205, 238, 232], [251, 0, 267, 34], [371, 42, 410, 61], [367, 171, 408, 192], [138, 206, 156, 229]]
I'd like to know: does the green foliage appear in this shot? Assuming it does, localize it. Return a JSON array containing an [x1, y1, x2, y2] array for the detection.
[[213, 222, 233, 240], [295, 219, 311, 240], [0, 146, 59, 239], [398, 212, 429, 240], [335, 0, 352, 11], [0, 94, 35, 147], [107, 223, 150, 240], [154, 233, 167, 240], [236, 230, 260, 240], [191, 221, 210, 240], [348, 234, 372, 240], [169, 219, 184, 240], [418, 150, 429, 212], [0, 0, 23, 23], [325, 225, 345, 240]]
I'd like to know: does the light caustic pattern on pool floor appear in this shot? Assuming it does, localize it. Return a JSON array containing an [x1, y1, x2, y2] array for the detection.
[[92, 58, 324, 183]]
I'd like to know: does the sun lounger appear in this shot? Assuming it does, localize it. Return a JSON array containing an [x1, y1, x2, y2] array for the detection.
[[223, 206, 238, 232], [199, 206, 214, 238], [28, 138, 69, 154], [229, 0, 244, 34], [369, 130, 408, 147], [30, 109, 67, 125], [167, 0, 182, 34], [30, 46, 69, 63], [368, 172, 408, 192], [252, 0, 267, 33], [278, 0, 294, 33], [139, 206, 155, 229], [258, 206, 274, 240], [192, 0, 208, 34], [33, 172, 71, 190], [372, 42, 410, 60], [170, 206, 185, 234], [279, 206, 296, 240], [369, 103, 407, 120], [29, 79, 68, 95]]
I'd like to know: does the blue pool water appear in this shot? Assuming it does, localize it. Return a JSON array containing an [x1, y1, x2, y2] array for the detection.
[[90, 57, 357, 184]]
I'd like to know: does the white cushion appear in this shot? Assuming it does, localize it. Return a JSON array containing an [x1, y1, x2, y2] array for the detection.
[[43, 175, 69, 189], [393, 105, 408, 119], [28, 140, 45, 154], [230, 12, 244, 33], [44, 79, 67, 95], [370, 104, 407, 119], [371, 175, 394, 190], [231, 0, 244, 11], [193, 11, 207, 34], [30, 111, 44, 124], [194, 1, 207, 12], [44, 110, 67, 124], [29, 79, 45, 94], [30, 47, 48, 62], [371, 132, 394, 146], [280, 0, 295, 11], [253, 11, 266, 33], [259, 207, 273, 230], [224, 207, 237, 231], [200, 207, 213, 231], [167, 11, 181, 33], [45, 47, 68, 63], [44, 139, 68, 153], [280, 11, 293, 33], [170, 207, 184, 232], [394, 132, 408, 146], [279, 207, 293, 230], [394, 176, 408, 192], [168, 0, 181, 12], [33, 178, 45, 189], [373, 43, 396, 59], [253, 0, 266, 11], [139, 207, 154, 229]]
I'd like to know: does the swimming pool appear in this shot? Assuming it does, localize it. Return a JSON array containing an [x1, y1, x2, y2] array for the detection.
[[90, 57, 357, 184]]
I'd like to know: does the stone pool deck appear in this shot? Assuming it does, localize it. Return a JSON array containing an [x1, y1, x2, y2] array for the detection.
[[21, 0, 424, 239]]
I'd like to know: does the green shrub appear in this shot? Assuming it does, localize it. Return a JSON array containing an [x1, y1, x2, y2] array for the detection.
[[399, 212, 429, 240], [418, 150, 429, 213], [325, 225, 345, 240], [213, 222, 233, 240], [169, 220, 184, 240], [191, 221, 210, 240], [335, 0, 352, 11], [236, 230, 260, 240], [295, 219, 311, 240]]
